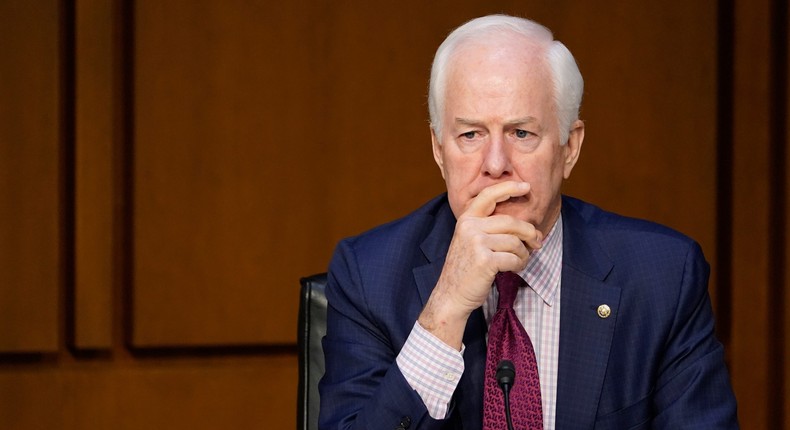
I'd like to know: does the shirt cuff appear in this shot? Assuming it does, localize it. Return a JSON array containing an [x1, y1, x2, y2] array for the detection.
[[396, 321, 465, 419]]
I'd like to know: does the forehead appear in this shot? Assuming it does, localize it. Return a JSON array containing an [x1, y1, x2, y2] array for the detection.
[[443, 36, 554, 117]]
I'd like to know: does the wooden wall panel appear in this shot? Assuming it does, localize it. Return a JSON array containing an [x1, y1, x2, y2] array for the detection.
[[74, 0, 118, 349], [0, 355, 297, 430], [0, 0, 61, 352], [316, 2, 450, 243], [129, 1, 458, 347], [131, 1, 332, 347], [729, 0, 774, 427]]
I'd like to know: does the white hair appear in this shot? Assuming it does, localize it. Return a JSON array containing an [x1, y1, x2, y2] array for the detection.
[[428, 15, 584, 145]]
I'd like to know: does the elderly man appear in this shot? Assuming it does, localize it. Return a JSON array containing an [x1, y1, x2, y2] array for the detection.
[[319, 14, 738, 430]]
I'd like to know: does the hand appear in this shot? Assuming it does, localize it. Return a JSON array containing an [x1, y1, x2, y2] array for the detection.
[[418, 181, 543, 349]]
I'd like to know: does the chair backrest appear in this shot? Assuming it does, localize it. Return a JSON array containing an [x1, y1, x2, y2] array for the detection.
[[297, 273, 328, 430]]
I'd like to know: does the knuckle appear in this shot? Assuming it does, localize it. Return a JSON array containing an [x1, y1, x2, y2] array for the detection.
[[478, 252, 494, 268]]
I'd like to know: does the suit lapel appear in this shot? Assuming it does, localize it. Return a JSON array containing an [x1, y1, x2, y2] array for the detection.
[[413, 199, 455, 306], [555, 199, 620, 430]]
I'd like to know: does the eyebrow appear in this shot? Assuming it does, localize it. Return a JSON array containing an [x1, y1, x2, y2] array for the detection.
[[454, 116, 539, 127]]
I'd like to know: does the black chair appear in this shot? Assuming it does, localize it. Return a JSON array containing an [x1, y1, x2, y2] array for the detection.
[[297, 273, 328, 430]]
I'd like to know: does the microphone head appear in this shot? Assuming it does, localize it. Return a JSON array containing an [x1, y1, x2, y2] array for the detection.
[[496, 359, 516, 389]]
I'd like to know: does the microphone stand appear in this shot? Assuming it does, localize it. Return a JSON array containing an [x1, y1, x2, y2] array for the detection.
[[497, 360, 516, 430]]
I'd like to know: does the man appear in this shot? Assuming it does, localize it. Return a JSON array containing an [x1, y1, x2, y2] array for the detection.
[[319, 14, 738, 429]]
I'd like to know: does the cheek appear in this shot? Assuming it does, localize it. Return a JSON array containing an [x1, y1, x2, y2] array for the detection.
[[514, 160, 549, 185], [443, 155, 479, 186], [442, 156, 482, 215], [514, 156, 564, 194], [444, 176, 472, 217]]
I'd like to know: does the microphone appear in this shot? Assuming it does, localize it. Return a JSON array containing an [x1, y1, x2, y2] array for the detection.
[[496, 360, 516, 430]]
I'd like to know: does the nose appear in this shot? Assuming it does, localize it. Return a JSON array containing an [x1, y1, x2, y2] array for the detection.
[[482, 133, 512, 178]]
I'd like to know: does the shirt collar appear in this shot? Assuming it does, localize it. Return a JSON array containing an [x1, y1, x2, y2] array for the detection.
[[518, 214, 563, 306]]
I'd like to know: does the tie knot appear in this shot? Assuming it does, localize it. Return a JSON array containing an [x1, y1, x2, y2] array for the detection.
[[495, 271, 524, 309]]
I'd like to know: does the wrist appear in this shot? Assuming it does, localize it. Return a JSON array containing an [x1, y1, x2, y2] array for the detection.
[[418, 292, 470, 350]]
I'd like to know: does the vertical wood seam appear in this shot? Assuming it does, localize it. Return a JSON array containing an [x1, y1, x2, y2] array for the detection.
[[768, 0, 788, 426], [715, 0, 735, 350], [62, 0, 77, 355], [120, 0, 136, 353]]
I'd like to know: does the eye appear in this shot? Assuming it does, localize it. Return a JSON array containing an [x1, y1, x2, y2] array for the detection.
[[461, 131, 477, 139], [514, 129, 532, 139]]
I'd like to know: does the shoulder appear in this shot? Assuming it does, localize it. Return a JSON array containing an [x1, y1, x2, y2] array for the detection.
[[561, 195, 708, 290], [326, 194, 452, 338], [330, 193, 453, 278], [562, 195, 700, 254], [340, 194, 450, 255]]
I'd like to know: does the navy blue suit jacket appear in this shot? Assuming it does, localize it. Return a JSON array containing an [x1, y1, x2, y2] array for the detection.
[[319, 195, 738, 429]]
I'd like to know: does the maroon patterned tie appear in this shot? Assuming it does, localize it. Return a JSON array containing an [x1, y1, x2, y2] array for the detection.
[[483, 271, 543, 430]]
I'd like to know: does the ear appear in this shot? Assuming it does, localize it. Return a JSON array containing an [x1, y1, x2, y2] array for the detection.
[[563, 120, 584, 179], [431, 127, 446, 179]]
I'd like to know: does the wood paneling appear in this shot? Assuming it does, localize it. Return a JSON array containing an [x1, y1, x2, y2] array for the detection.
[[0, 0, 787, 428], [729, 0, 774, 427], [129, 1, 450, 347], [131, 1, 330, 346], [74, 0, 118, 350], [0, 0, 61, 352], [0, 355, 297, 430]]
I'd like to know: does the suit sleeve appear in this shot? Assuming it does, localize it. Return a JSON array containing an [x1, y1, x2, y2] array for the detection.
[[651, 242, 739, 428], [318, 240, 452, 430]]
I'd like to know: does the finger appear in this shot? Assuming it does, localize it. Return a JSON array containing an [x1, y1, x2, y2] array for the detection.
[[479, 215, 543, 250], [491, 250, 530, 274], [484, 234, 530, 259], [464, 181, 531, 218]]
